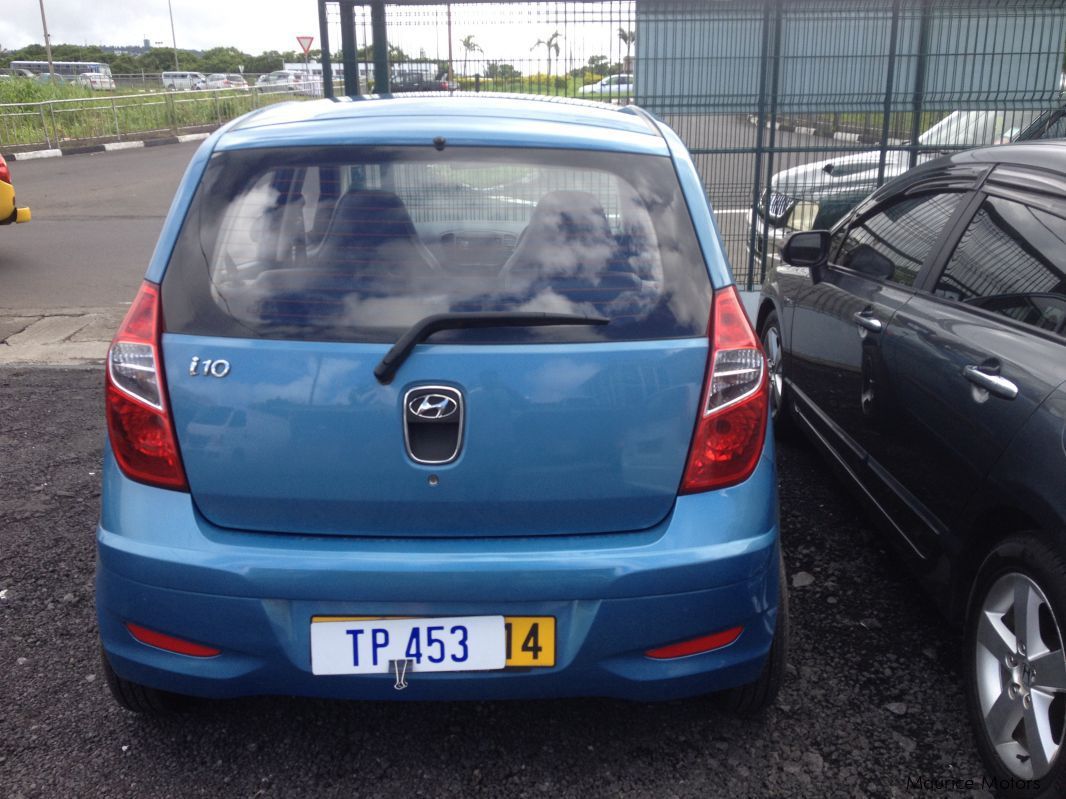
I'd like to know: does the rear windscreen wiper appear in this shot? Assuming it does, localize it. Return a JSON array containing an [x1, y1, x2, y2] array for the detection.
[[374, 311, 609, 384]]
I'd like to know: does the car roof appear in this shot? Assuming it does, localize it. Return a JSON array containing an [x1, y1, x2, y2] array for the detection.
[[215, 94, 667, 155], [896, 140, 1066, 182], [859, 140, 1066, 212]]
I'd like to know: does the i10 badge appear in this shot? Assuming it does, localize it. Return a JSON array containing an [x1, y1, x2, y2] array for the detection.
[[309, 616, 506, 675], [188, 356, 231, 378]]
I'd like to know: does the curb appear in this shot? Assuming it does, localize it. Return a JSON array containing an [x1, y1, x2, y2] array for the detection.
[[3, 131, 212, 162], [745, 115, 905, 147]]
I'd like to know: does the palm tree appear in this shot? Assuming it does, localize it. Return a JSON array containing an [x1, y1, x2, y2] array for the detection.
[[618, 28, 635, 68], [531, 31, 562, 93], [459, 34, 481, 77]]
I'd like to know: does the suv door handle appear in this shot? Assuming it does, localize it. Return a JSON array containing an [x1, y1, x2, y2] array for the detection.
[[963, 365, 1018, 400], [852, 311, 883, 334]]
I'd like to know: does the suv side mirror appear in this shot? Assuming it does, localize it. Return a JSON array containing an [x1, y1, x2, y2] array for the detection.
[[781, 230, 832, 269]]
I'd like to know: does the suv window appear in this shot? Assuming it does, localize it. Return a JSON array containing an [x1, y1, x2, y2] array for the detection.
[[835, 193, 961, 286], [933, 196, 1066, 335], [162, 146, 712, 344]]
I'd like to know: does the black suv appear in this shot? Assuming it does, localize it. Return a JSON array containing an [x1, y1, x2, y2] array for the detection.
[[758, 141, 1066, 796]]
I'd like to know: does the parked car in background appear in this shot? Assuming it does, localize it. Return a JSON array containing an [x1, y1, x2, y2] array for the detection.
[[0, 154, 31, 227], [162, 71, 206, 91], [204, 73, 249, 91], [97, 95, 786, 720], [751, 107, 1065, 263], [758, 141, 1066, 797], [73, 72, 116, 91], [255, 70, 302, 92], [391, 66, 449, 92], [579, 73, 634, 100]]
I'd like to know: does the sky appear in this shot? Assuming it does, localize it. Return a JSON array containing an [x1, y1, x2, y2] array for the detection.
[[3, 1, 633, 69], [4, 0, 326, 55]]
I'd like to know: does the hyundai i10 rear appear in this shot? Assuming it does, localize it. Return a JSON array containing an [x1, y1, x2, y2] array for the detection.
[[96, 96, 784, 713]]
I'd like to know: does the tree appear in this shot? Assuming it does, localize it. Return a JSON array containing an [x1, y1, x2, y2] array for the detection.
[[200, 47, 244, 73], [459, 35, 481, 77], [485, 61, 521, 82], [618, 28, 635, 66], [244, 50, 284, 74], [531, 30, 562, 88]]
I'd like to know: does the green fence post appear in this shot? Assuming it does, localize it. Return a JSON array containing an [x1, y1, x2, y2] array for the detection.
[[746, 0, 773, 290], [909, 0, 933, 169], [372, 0, 390, 94], [319, 0, 337, 98], [39, 105, 51, 149], [340, 1, 360, 96], [111, 97, 122, 139], [877, 0, 902, 188], [166, 92, 178, 134], [757, 0, 785, 290], [48, 103, 60, 149]]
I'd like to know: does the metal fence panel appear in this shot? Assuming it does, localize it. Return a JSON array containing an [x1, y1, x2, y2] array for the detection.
[[315, 0, 1066, 289]]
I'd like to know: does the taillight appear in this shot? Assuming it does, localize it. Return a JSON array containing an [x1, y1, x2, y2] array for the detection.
[[680, 285, 769, 493], [105, 281, 187, 491], [0, 155, 11, 185]]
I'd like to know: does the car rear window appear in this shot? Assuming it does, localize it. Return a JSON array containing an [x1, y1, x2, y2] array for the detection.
[[161, 146, 712, 343]]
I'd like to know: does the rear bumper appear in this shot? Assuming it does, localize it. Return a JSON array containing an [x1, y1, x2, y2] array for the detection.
[[97, 436, 780, 702]]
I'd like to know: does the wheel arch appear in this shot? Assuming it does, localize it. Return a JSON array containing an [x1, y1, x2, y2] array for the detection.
[[755, 298, 778, 337], [950, 506, 1054, 624]]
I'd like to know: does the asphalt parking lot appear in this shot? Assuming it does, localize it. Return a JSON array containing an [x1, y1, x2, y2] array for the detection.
[[1, 366, 992, 799]]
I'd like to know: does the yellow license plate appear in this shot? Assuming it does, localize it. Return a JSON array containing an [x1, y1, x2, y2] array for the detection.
[[311, 615, 556, 668], [504, 617, 555, 667]]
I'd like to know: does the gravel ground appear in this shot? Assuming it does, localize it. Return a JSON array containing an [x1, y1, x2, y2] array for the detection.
[[1, 367, 991, 799]]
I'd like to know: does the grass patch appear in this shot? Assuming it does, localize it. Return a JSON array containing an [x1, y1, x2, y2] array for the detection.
[[0, 83, 309, 148]]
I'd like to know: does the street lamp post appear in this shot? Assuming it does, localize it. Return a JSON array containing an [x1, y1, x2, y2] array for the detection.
[[167, 0, 180, 71], [37, 0, 55, 78]]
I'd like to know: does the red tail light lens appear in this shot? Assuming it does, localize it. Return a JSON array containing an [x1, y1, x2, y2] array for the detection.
[[125, 623, 220, 657], [105, 281, 187, 491], [645, 626, 744, 659], [680, 285, 769, 493]]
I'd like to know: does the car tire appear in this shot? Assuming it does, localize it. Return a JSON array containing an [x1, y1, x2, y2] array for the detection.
[[720, 547, 789, 716], [965, 534, 1066, 798], [100, 646, 193, 715], [759, 310, 792, 438]]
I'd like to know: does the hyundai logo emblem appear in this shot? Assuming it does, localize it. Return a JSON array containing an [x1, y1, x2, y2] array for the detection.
[[409, 393, 459, 419]]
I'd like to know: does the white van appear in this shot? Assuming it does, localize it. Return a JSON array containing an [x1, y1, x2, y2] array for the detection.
[[162, 71, 206, 91]]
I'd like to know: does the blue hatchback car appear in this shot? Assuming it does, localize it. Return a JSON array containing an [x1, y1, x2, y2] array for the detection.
[[97, 95, 785, 713]]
